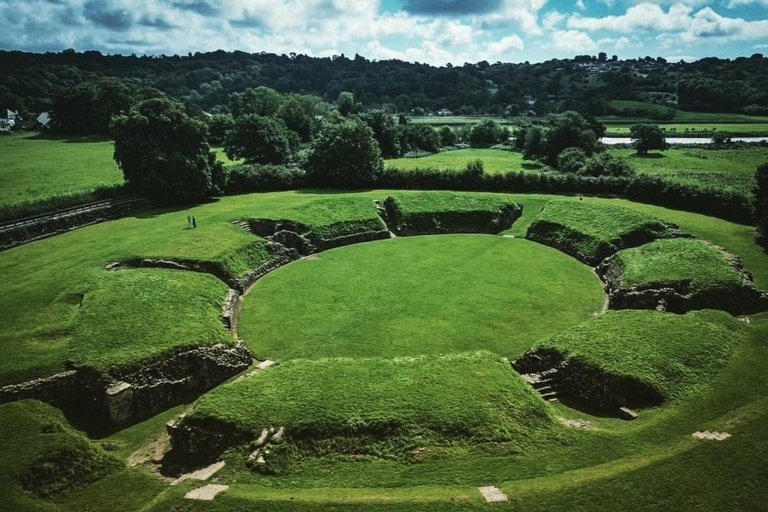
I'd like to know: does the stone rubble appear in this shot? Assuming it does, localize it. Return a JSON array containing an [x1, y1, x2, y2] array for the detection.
[[184, 484, 229, 501], [478, 486, 508, 503], [692, 431, 731, 441]]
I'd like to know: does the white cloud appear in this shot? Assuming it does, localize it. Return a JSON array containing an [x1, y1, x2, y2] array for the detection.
[[568, 3, 693, 32], [597, 36, 631, 50], [576, 0, 586, 10], [486, 34, 525, 55], [754, 43, 768, 48], [726, 0, 768, 7], [542, 10, 565, 29], [549, 29, 597, 52]]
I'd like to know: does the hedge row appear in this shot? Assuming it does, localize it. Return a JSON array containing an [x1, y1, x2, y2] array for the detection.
[[0, 183, 131, 224], [223, 164, 754, 225]]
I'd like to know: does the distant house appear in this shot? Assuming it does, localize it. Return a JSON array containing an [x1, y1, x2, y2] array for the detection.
[[437, 108, 453, 116], [35, 112, 51, 130], [0, 109, 19, 132]]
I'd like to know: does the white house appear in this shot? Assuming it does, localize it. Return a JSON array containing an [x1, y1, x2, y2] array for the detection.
[[36, 112, 51, 129]]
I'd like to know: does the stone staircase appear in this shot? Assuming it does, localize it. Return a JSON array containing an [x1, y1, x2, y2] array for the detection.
[[230, 220, 253, 234], [521, 368, 563, 402]]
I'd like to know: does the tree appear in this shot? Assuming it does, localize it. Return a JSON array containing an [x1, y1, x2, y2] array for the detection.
[[438, 126, 457, 146], [359, 110, 400, 158], [230, 86, 283, 119], [306, 119, 382, 186], [205, 113, 234, 145], [522, 126, 546, 161], [112, 97, 225, 200], [277, 96, 314, 142], [225, 114, 297, 164], [580, 153, 634, 177], [400, 124, 440, 154], [755, 163, 768, 248], [541, 111, 600, 165], [630, 124, 667, 155], [468, 119, 509, 146], [337, 91, 355, 117], [557, 147, 588, 173], [50, 84, 96, 134]]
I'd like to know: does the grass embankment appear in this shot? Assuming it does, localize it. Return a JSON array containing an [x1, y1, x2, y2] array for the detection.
[[608, 238, 745, 293], [182, 351, 558, 460], [525, 199, 677, 265], [69, 268, 233, 376], [0, 400, 122, 510], [384, 191, 520, 234], [245, 195, 387, 244], [238, 235, 603, 360], [533, 310, 746, 402]]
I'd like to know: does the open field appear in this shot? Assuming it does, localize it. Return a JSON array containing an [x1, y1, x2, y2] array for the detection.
[[0, 132, 123, 206], [603, 123, 768, 135], [1, 190, 767, 512], [239, 235, 603, 360], [385, 148, 543, 173]]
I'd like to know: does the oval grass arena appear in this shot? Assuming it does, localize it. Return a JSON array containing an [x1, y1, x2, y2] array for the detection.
[[239, 234, 604, 360]]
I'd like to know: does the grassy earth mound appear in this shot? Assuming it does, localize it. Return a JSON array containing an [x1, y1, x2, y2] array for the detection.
[[243, 196, 389, 253], [238, 235, 604, 360], [598, 238, 768, 315], [514, 310, 746, 410], [383, 192, 521, 235], [69, 268, 233, 377], [0, 400, 121, 507], [171, 351, 559, 465], [526, 200, 679, 265]]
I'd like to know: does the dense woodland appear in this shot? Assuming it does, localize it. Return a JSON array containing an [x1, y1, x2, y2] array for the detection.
[[2, 50, 768, 118]]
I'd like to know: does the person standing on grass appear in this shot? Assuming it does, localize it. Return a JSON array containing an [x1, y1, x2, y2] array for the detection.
[[192, 215, 197, 228]]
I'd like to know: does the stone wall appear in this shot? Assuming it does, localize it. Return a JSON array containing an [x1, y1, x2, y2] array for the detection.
[[382, 197, 521, 236]]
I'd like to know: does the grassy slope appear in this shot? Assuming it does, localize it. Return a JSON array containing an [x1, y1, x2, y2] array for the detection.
[[247, 195, 386, 240], [535, 310, 746, 401], [526, 199, 674, 263], [387, 190, 518, 214], [612, 238, 745, 293], [0, 400, 122, 511], [238, 235, 603, 360], [69, 268, 232, 375], [0, 133, 123, 206], [188, 351, 557, 449]]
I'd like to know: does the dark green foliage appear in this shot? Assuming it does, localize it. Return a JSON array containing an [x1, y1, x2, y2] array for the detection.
[[224, 114, 298, 164], [630, 124, 668, 155], [306, 119, 383, 186], [225, 164, 305, 193], [400, 124, 441, 154], [277, 96, 315, 142], [530, 310, 746, 403], [468, 119, 509, 146], [523, 125, 546, 160], [359, 109, 400, 158], [581, 153, 634, 177], [112, 97, 226, 200], [0, 400, 121, 500], [556, 147, 588, 173], [526, 199, 677, 264], [50, 78, 161, 135], [0, 183, 129, 223], [337, 91, 355, 117], [539, 111, 601, 165], [230, 86, 283, 119], [755, 163, 768, 247], [438, 125, 457, 146], [205, 113, 235, 145]]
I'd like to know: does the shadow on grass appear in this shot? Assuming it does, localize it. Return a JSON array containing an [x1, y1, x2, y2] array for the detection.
[[629, 153, 666, 159], [27, 131, 113, 144], [522, 162, 544, 170], [556, 396, 622, 419]]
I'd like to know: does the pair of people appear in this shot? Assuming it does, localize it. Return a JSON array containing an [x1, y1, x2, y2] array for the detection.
[[187, 215, 197, 229]]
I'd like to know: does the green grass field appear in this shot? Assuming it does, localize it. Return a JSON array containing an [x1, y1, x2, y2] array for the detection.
[[0, 133, 123, 206], [385, 148, 541, 173], [239, 235, 603, 360], [606, 100, 768, 125], [1, 189, 767, 512]]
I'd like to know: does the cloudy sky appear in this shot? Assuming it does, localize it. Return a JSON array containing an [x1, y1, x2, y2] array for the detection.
[[1, 0, 767, 65]]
